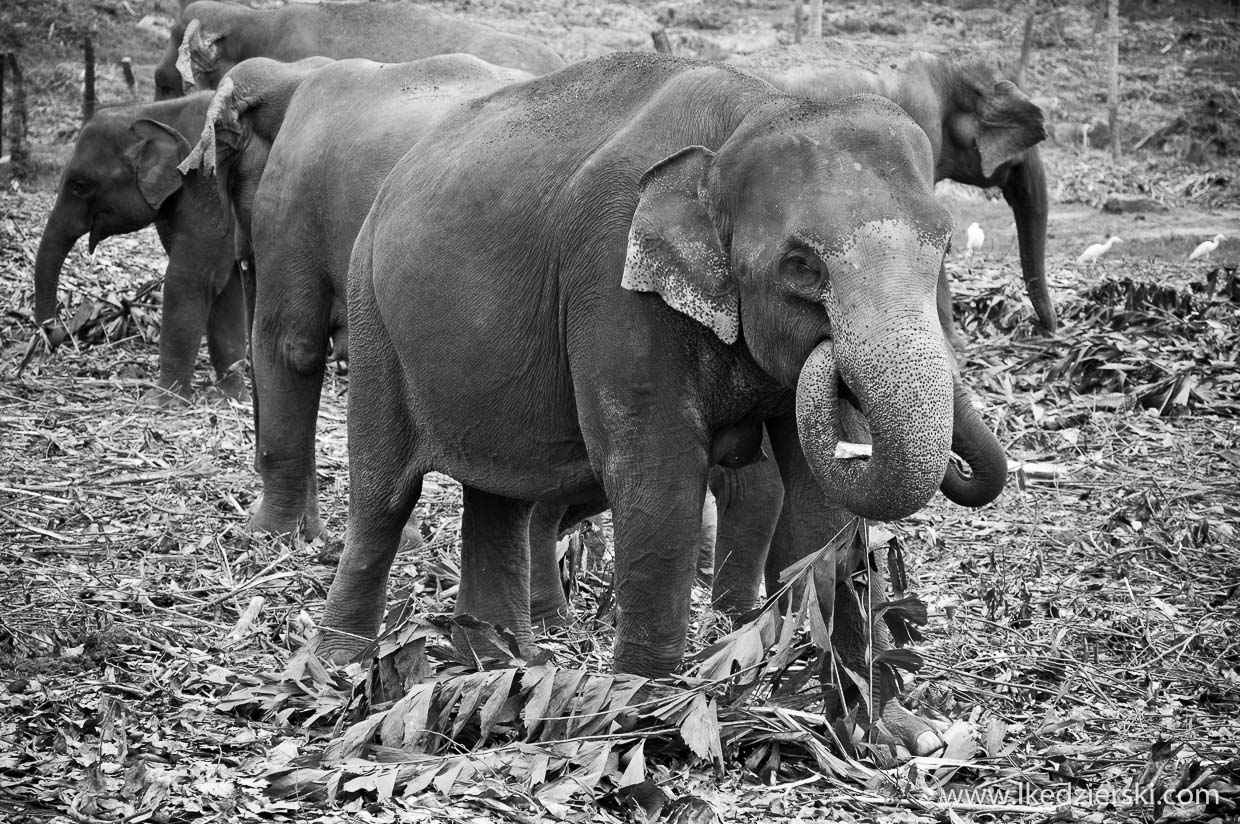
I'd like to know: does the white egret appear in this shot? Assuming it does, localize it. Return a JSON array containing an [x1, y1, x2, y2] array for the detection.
[[1188, 233, 1225, 262], [1077, 236, 1122, 265], [965, 222, 984, 257]]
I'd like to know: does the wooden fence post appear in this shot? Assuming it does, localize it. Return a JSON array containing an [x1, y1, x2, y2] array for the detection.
[[83, 34, 96, 122], [808, 0, 822, 38], [6, 53, 28, 179], [651, 29, 673, 55], [793, 0, 803, 44], [1107, 0, 1120, 161], [121, 57, 136, 96]]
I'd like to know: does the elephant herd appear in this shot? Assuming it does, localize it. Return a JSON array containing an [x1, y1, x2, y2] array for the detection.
[[31, 0, 1058, 754]]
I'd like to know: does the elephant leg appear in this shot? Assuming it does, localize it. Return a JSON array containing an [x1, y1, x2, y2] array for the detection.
[[529, 503, 571, 630], [456, 487, 536, 657], [317, 337, 421, 662], [937, 263, 968, 355], [710, 450, 784, 616], [606, 453, 710, 677], [145, 253, 215, 405], [247, 272, 330, 538], [205, 262, 249, 401], [766, 415, 940, 756]]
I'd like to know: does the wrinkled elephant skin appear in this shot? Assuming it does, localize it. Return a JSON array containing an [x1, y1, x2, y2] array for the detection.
[[33, 94, 246, 403]]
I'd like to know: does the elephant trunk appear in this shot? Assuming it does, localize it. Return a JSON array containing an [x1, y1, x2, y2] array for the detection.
[[33, 211, 87, 323], [940, 375, 1007, 506], [1001, 149, 1056, 332], [796, 316, 954, 522]]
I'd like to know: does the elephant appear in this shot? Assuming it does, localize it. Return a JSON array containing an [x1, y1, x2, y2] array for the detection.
[[321, 52, 1008, 702], [766, 52, 1054, 348], [32, 94, 247, 404], [154, 0, 564, 100], [700, 51, 1049, 619], [181, 55, 536, 546]]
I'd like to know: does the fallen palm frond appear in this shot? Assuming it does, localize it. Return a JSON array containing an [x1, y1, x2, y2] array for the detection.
[[210, 523, 945, 809]]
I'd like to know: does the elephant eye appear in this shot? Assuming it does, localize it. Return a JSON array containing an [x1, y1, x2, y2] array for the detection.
[[69, 178, 96, 198], [782, 252, 825, 293]]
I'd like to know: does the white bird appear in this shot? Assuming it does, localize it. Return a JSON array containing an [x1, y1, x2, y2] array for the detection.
[[1078, 236, 1122, 265], [1188, 233, 1225, 262], [965, 222, 984, 257]]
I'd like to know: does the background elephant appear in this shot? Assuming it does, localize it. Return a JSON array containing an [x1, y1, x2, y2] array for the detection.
[[33, 94, 246, 404], [699, 50, 1046, 621], [185, 55, 534, 544], [323, 53, 1007, 740], [769, 52, 1053, 347], [154, 0, 564, 99]]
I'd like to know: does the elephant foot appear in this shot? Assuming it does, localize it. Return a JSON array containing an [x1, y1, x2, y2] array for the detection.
[[248, 499, 326, 542], [531, 603, 574, 633], [310, 626, 372, 665], [207, 376, 251, 404], [140, 384, 192, 408], [876, 701, 946, 757]]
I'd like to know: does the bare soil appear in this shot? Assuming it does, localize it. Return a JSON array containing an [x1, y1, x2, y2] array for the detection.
[[1, 1, 1239, 822]]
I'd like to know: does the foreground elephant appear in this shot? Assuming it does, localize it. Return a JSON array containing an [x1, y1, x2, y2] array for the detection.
[[768, 52, 1053, 344], [155, 0, 564, 99], [184, 55, 538, 549], [323, 53, 1007, 684], [33, 94, 246, 403]]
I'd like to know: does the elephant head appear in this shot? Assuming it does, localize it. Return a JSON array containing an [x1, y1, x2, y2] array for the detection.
[[623, 94, 1006, 520], [900, 54, 1054, 331], [34, 113, 197, 323], [774, 53, 1055, 333]]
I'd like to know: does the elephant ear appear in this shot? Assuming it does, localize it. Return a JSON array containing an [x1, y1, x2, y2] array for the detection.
[[179, 18, 223, 91], [966, 78, 1047, 178], [127, 119, 192, 210], [621, 146, 738, 344]]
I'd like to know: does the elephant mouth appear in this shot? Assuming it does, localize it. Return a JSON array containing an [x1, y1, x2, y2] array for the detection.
[[833, 378, 873, 460]]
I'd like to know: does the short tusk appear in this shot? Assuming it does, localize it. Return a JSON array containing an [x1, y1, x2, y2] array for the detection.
[[834, 441, 872, 460]]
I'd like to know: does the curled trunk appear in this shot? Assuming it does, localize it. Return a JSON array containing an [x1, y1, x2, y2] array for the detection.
[[796, 335, 953, 522], [940, 376, 1007, 506], [1001, 149, 1055, 332]]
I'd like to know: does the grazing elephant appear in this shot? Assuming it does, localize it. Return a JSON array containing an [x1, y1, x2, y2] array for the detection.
[[769, 52, 1053, 346], [154, 0, 564, 100], [33, 94, 246, 403], [182, 55, 535, 546], [322, 53, 1007, 700]]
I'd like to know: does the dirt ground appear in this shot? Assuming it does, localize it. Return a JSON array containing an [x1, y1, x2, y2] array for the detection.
[[1, 0, 1239, 822]]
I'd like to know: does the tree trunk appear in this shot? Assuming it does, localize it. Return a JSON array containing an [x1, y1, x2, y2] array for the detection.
[[651, 29, 673, 55], [1107, 0, 1120, 161], [809, 0, 822, 38], [793, 0, 803, 44]]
